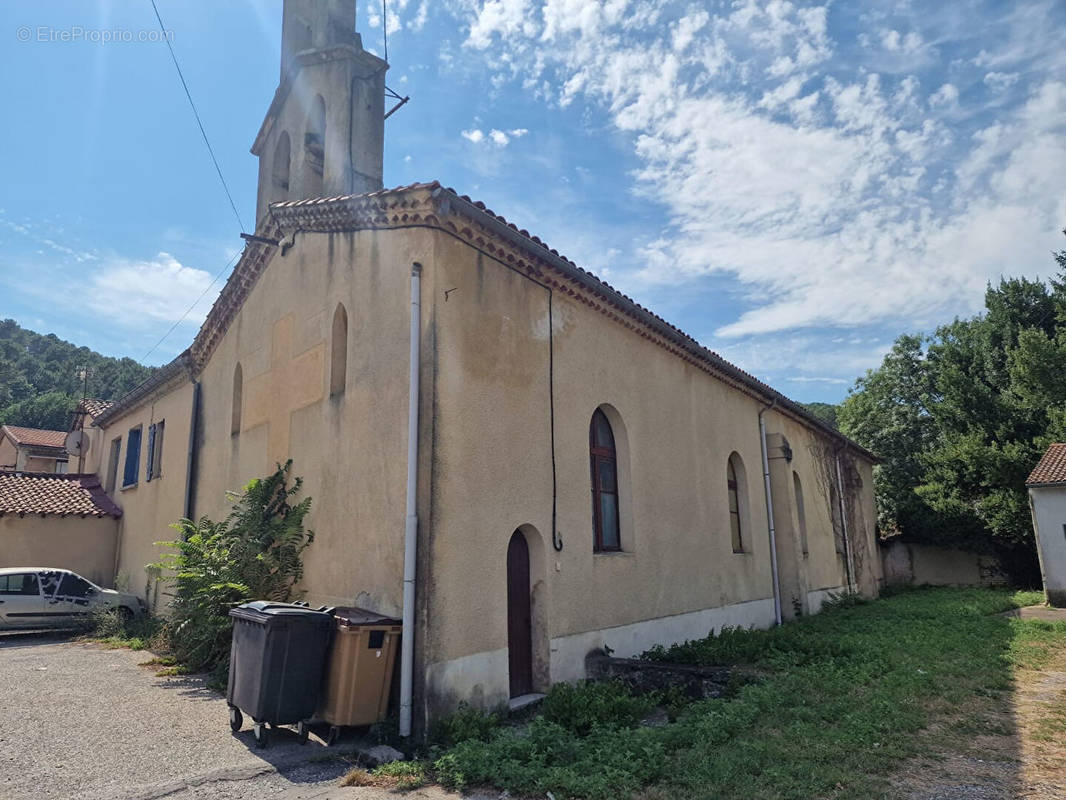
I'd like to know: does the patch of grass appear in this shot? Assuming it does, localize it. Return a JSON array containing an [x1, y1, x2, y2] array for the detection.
[[341, 761, 429, 791], [426, 587, 1066, 800], [86, 609, 164, 652]]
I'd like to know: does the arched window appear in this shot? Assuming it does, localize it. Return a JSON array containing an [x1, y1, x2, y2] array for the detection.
[[793, 472, 808, 556], [590, 409, 620, 551], [330, 303, 348, 397], [305, 95, 325, 196], [231, 363, 243, 435], [272, 131, 291, 202], [727, 453, 748, 553]]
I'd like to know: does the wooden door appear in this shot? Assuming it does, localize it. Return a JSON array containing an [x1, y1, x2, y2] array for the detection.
[[506, 530, 533, 697]]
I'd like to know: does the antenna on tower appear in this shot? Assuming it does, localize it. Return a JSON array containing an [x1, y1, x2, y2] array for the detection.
[[380, 0, 410, 120]]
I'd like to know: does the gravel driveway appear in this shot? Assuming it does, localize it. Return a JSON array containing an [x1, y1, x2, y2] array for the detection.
[[0, 632, 349, 800]]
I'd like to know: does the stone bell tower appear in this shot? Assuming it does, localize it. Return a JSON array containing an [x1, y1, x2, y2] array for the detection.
[[252, 0, 386, 228]]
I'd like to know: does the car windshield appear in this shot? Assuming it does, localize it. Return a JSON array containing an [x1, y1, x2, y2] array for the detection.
[[57, 572, 94, 599]]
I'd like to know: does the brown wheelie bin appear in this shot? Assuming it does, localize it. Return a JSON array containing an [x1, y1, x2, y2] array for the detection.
[[318, 607, 401, 744]]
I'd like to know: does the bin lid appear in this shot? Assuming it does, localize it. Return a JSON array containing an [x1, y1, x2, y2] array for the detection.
[[230, 600, 334, 620], [333, 606, 401, 627]]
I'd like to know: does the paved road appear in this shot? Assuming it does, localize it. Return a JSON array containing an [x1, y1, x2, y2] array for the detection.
[[0, 632, 351, 800]]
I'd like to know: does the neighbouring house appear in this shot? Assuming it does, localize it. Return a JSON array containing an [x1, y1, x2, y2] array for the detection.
[[0, 425, 70, 473], [15, 0, 883, 733], [1026, 443, 1066, 607], [0, 472, 122, 587]]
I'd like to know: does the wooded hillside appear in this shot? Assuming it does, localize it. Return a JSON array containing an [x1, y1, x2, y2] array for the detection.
[[0, 319, 154, 430]]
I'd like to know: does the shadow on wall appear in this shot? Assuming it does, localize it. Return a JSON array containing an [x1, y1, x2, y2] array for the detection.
[[881, 540, 1007, 588]]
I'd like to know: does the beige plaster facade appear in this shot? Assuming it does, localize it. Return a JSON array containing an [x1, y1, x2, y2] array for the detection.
[[1028, 485, 1066, 606], [0, 514, 118, 587]]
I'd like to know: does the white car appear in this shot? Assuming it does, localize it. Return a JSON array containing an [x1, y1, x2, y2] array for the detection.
[[0, 568, 145, 630]]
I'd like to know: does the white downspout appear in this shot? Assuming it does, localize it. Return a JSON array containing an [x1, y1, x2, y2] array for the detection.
[[399, 262, 422, 738], [834, 451, 856, 594], [759, 402, 783, 626]]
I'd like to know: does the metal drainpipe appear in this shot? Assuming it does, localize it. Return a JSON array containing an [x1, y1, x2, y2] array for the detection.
[[183, 380, 201, 520], [759, 401, 783, 626], [834, 450, 856, 594], [399, 263, 422, 738]]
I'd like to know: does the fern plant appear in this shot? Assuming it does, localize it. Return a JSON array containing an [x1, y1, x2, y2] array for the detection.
[[153, 460, 314, 679]]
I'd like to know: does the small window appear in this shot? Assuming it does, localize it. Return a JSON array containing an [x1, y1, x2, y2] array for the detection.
[[54, 460, 69, 474], [232, 364, 243, 435], [728, 458, 744, 553], [123, 427, 142, 487], [0, 573, 39, 596], [330, 303, 348, 397], [794, 472, 808, 556], [105, 437, 121, 493], [590, 409, 621, 551], [38, 571, 62, 598], [146, 420, 165, 481]]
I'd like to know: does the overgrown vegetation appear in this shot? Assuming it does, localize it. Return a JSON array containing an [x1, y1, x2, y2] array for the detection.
[[89, 607, 164, 651], [151, 461, 314, 685], [391, 588, 1062, 800], [838, 232, 1066, 583], [0, 318, 154, 429]]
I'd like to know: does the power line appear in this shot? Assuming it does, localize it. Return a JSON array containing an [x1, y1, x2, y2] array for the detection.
[[148, 0, 245, 232], [140, 249, 241, 364]]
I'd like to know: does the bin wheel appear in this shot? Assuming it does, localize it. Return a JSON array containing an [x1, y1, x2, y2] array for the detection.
[[228, 706, 243, 733], [297, 721, 309, 745], [253, 722, 269, 748], [326, 726, 340, 747]]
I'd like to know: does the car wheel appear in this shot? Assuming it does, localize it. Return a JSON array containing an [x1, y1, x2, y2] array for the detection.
[[116, 606, 134, 624]]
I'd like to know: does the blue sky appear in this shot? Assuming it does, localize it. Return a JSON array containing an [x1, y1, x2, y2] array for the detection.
[[1, 1, 1064, 404]]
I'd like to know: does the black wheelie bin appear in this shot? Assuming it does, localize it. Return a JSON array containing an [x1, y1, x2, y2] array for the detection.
[[226, 601, 334, 747]]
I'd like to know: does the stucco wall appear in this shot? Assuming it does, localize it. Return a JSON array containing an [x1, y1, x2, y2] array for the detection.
[[420, 228, 878, 713], [1029, 486, 1066, 606], [0, 437, 17, 470], [191, 227, 433, 615], [0, 514, 118, 587], [880, 540, 1006, 588], [97, 381, 194, 600]]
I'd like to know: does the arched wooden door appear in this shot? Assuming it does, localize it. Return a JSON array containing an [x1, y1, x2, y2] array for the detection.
[[506, 530, 533, 697]]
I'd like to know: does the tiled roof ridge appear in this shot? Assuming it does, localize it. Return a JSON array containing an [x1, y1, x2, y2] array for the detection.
[[2, 425, 68, 450], [0, 471, 122, 518], [1027, 443, 1066, 486], [99, 180, 874, 460]]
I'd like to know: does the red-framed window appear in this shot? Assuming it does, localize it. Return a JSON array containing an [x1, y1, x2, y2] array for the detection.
[[590, 409, 621, 551]]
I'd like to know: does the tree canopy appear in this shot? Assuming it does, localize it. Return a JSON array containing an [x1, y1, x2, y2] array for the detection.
[[838, 232, 1066, 584], [0, 319, 154, 430]]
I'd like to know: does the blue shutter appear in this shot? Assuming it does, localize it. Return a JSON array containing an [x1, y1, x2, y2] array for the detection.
[[123, 428, 142, 487], [145, 424, 156, 482]]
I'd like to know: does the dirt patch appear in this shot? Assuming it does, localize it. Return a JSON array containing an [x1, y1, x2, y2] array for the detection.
[[889, 647, 1066, 799]]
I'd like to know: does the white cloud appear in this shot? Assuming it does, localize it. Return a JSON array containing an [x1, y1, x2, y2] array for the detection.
[[462, 126, 528, 147], [85, 252, 214, 329], [445, 0, 1066, 354]]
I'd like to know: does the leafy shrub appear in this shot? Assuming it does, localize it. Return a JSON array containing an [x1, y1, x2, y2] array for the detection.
[[431, 703, 501, 747], [152, 461, 314, 680], [541, 680, 657, 735], [89, 607, 163, 651]]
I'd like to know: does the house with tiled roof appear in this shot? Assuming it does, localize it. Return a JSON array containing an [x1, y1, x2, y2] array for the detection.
[[1026, 443, 1066, 606], [0, 425, 69, 473], [0, 472, 122, 587], [58, 0, 882, 735]]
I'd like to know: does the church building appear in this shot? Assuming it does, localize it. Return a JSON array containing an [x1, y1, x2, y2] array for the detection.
[[68, 0, 881, 733]]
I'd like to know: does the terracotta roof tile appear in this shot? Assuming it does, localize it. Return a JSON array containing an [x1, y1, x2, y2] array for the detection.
[[0, 472, 122, 518], [76, 398, 114, 419], [2, 426, 68, 450], [1027, 443, 1066, 486]]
